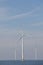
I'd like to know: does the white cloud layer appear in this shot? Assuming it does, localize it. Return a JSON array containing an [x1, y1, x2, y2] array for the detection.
[[0, 6, 40, 21], [31, 22, 43, 26]]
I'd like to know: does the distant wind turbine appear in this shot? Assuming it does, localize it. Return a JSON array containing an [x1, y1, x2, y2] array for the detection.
[[35, 47, 37, 60], [15, 48, 16, 60], [35, 39, 37, 60]]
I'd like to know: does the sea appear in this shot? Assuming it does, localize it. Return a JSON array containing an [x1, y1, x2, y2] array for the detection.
[[0, 60, 43, 65]]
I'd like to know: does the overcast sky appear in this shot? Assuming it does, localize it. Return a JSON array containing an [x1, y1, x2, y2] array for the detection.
[[0, 0, 43, 60]]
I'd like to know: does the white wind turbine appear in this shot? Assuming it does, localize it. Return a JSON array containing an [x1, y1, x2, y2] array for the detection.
[[35, 39, 37, 60], [14, 32, 24, 61], [35, 47, 37, 60], [15, 31, 32, 61], [15, 48, 16, 60], [18, 31, 24, 61], [17, 31, 32, 61]]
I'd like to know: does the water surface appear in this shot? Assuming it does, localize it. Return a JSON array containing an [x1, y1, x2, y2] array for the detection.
[[0, 60, 43, 65]]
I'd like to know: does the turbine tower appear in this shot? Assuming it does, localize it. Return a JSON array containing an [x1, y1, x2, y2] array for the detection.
[[21, 32, 24, 61]]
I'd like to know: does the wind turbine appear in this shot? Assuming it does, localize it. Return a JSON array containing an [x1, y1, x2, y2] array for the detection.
[[15, 31, 32, 61], [14, 32, 24, 61], [35, 39, 37, 60], [35, 47, 37, 60], [18, 32, 24, 61], [15, 48, 16, 60], [17, 32, 32, 61]]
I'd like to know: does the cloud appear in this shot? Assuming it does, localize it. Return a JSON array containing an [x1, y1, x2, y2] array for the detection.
[[31, 22, 43, 26], [0, 6, 40, 21], [0, 0, 7, 2], [8, 7, 40, 20], [0, 7, 9, 21], [0, 8, 7, 16]]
